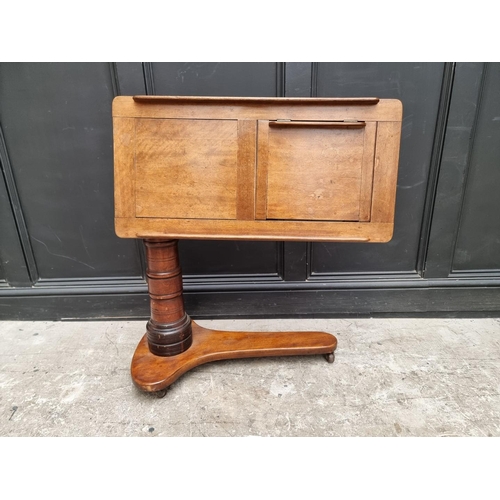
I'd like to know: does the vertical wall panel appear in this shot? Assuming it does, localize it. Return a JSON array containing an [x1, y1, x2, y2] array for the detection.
[[152, 62, 278, 97], [311, 63, 444, 275], [0, 63, 142, 279], [115, 63, 146, 96], [285, 62, 313, 97], [452, 63, 500, 272], [425, 63, 485, 278], [1, 121, 35, 286], [0, 159, 31, 286]]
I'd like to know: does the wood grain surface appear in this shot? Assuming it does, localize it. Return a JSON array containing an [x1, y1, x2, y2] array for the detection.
[[113, 96, 401, 122], [113, 96, 403, 242], [265, 125, 365, 221], [131, 321, 338, 392], [135, 118, 238, 219]]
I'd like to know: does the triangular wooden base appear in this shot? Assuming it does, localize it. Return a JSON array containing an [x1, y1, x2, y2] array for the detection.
[[131, 321, 337, 394], [132, 239, 337, 396]]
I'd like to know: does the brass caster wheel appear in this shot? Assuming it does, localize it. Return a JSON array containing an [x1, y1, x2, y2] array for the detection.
[[324, 353, 335, 364], [152, 389, 168, 398]]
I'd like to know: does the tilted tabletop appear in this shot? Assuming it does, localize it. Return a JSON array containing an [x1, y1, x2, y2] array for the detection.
[[113, 95, 402, 243]]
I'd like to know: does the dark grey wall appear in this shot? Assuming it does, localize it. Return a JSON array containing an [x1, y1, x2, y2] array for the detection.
[[1, 62, 499, 320]]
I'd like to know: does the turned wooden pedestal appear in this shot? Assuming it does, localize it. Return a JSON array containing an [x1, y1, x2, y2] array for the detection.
[[132, 239, 337, 395]]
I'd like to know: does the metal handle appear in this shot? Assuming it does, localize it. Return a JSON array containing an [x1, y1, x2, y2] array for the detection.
[[269, 120, 366, 128]]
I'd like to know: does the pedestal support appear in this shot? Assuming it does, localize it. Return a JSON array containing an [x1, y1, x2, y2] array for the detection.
[[133, 239, 337, 394]]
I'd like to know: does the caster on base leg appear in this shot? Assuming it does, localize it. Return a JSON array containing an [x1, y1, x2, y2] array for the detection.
[[324, 353, 335, 363], [151, 389, 168, 398]]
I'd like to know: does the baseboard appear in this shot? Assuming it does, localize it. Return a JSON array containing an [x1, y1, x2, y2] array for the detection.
[[1, 285, 499, 320]]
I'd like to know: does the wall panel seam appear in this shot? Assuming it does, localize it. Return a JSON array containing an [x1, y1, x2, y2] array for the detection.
[[0, 124, 39, 283]]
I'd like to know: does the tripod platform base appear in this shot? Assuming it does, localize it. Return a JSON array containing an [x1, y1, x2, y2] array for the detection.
[[131, 321, 337, 393]]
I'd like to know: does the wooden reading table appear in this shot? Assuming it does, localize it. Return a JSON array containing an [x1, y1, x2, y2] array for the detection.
[[112, 95, 402, 396]]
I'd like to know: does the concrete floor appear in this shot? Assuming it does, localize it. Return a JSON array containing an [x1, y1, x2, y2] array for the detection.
[[1, 318, 499, 437]]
